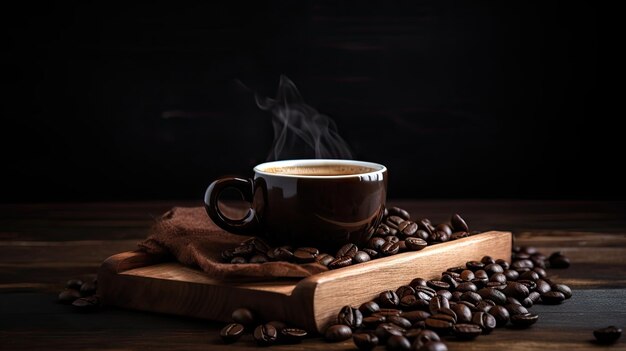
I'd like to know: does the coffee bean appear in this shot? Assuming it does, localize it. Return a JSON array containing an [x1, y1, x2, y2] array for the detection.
[[450, 214, 469, 232], [440, 275, 458, 290], [430, 231, 450, 243], [376, 308, 403, 317], [503, 282, 530, 300], [338, 305, 363, 329], [460, 291, 482, 304], [385, 235, 400, 243], [593, 326, 622, 344], [496, 259, 510, 270], [541, 291, 566, 304], [551, 283, 572, 299], [415, 230, 430, 241], [534, 279, 551, 295], [353, 251, 371, 263], [280, 328, 307, 343], [58, 289, 81, 304], [249, 254, 269, 263], [220, 323, 245, 343], [405, 237, 427, 251], [66, 279, 83, 290], [533, 267, 547, 278], [426, 280, 450, 291], [363, 248, 379, 258], [466, 261, 484, 271], [398, 221, 418, 237], [230, 256, 247, 264], [471, 312, 496, 333], [387, 335, 411, 351], [410, 278, 428, 288], [484, 263, 504, 276], [428, 295, 450, 314], [293, 247, 319, 263], [417, 341, 448, 351], [376, 224, 392, 236], [548, 252, 570, 268], [504, 269, 520, 281], [451, 303, 472, 323], [450, 231, 470, 240], [72, 295, 100, 312], [453, 323, 482, 340], [368, 237, 386, 250], [451, 291, 463, 302], [268, 247, 293, 261], [328, 256, 353, 269], [505, 303, 529, 316], [317, 253, 335, 266], [460, 270, 475, 281], [387, 216, 405, 229], [488, 305, 510, 327], [396, 285, 416, 298], [375, 323, 405, 342], [363, 315, 387, 328], [414, 286, 437, 299], [399, 295, 421, 310], [401, 310, 431, 323], [480, 255, 495, 265], [336, 243, 358, 258], [267, 320, 287, 331], [456, 282, 478, 293], [475, 300, 495, 313], [359, 301, 381, 316], [435, 223, 452, 236], [511, 259, 534, 271], [510, 313, 539, 328], [387, 206, 411, 220], [379, 290, 400, 307], [436, 290, 453, 301], [353, 332, 379, 350], [489, 272, 507, 284], [232, 307, 256, 325], [518, 270, 540, 281], [388, 315, 413, 329], [380, 241, 400, 256], [424, 315, 454, 332], [412, 329, 440, 349], [325, 324, 352, 342], [232, 244, 255, 258], [417, 219, 433, 235], [478, 288, 506, 305], [253, 323, 278, 346]]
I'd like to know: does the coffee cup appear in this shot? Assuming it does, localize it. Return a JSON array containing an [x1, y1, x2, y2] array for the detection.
[[204, 159, 387, 249]]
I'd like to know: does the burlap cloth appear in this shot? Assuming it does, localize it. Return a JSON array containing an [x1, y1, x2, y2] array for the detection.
[[138, 207, 328, 280]]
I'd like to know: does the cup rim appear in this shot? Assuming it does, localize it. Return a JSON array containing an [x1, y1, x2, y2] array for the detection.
[[253, 159, 387, 179]]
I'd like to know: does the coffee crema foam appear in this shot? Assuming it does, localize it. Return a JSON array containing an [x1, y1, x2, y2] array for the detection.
[[262, 165, 378, 176]]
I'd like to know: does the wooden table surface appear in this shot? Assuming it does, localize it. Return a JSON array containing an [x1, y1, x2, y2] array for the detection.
[[1, 200, 625, 350]]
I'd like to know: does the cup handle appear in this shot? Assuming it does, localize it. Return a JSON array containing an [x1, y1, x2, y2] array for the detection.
[[204, 177, 257, 235]]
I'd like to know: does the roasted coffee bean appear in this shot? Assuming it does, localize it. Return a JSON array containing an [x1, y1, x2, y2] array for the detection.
[[593, 326, 622, 344], [451, 291, 463, 302], [267, 320, 287, 331], [495, 259, 510, 270], [435, 223, 453, 236], [385, 235, 401, 243], [230, 256, 247, 264], [533, 267, 547, 278], [363, 315, 387, 328], [541, 291, 566, 304], [518, 280, 537, 292], [417, 219, 433, 235], [405, 237, 428, 251], [363, 248, 379, 258], [510, 313, 539, 328], [471, 312, 496, 333], [325, 324, 352, 342], [451, 303, 472, 323], [438, 307, 457, 322], [466, 261, 484, 271], [268, 247, 294, 261], [512, 259, 534, 271], [220, 323, 245, 343], [58, 289, 81, 304], [425, 315, 454, 332], [456, 282, 478, 293], [410, 278, 428, 288], [460, 269, 475, 281], [368, 237, 387, 250], [478, 288, 506, 305], [412, 321, 426, 330], [551, 283, 572, 299], [475, 300, 495, 313], [415, 229, 430, 241], [440, 275, 458, 290], [412, 329, 440, 349], [232, 308, 256, 325], [387, 335, 411, 351], [399, 295, 421, 310], [66, 279, 83, 290], [404, 328, 424, 341], [481, 255, 495, 265], [359, 301, 381, 316], [417, 341, 448, 351], [505, 303, 529, 316], [280, 328, 307, 343], [375, 323, 405, 342], [232, 244, 255, 258], [380, 241, 400, 256], [489, 272, 507, 284], [453, 323, 482, 340], [388, 315, 413, 329], [293, 247, 319, 263], [460, 291, 482, 304], [548, 252, 570, 268], [431, 231, 450, 243], [415, 287, 436, 300], [504, 269, 520, 281], [338, 305, 363, 329], [328, 256, 353, 269], [386, 215, 405, 228], [317, 253, 335, 266], [450, 214, 469, 232], [428, 295, 450, 314], [518, 270, 540, 281], [396, 285, 416, 298], [474, 269, 489, 280], [374, 309, 404, 318], [401, 310, 431, 323], [484, 263, 504, 276], [488, 305, 510, 327], [376, 224, 392, 236], [336, 244, 358, 258], [253, 324, 278, 346], [379, 290, 400, 307], [436, 290, 452, 301], [72, 295, 100, 312], [534, 279, 551, 295], [353, 251, 371, 263], [398, 221, 418, 237], [503, 282, 530, 300], [450, 231, 470, 240], [353, 332, 379, 350], [249, 254, 269, 264], [388, 206, 411, 220], [427, 280, 450, 291]]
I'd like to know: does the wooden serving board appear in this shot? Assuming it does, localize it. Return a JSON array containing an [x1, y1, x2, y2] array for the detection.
[[98, 231, 511, 333]]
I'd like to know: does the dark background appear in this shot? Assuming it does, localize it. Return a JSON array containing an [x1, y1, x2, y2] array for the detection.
[[2, 1, 611, 202]]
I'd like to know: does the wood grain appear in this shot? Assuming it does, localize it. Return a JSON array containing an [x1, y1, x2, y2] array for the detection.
[[98, 231, 511, 332]]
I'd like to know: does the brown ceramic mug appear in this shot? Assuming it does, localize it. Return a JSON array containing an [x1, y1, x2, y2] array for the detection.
[[204, 159, 388, 250]]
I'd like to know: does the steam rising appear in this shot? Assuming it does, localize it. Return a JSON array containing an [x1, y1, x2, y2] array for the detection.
[[256, 75, 353, 161]]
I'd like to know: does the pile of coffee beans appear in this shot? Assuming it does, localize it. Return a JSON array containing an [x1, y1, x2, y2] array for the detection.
[[220, 308, 308, 346], [318, 248, 574, 350], [221, 208, 479, 269], [57, 277, 101, 312]]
